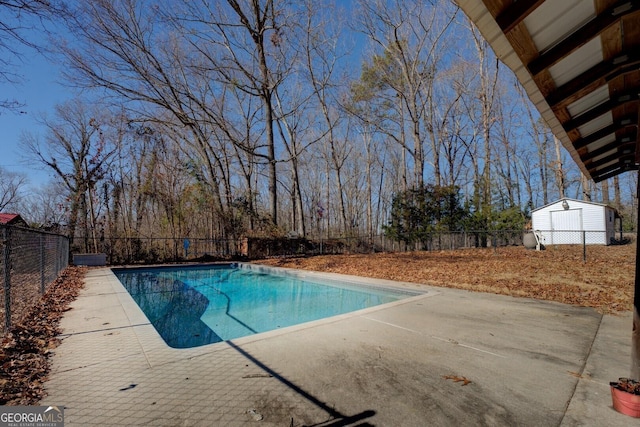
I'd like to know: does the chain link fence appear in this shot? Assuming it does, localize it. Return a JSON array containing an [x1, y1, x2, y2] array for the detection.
[[72, 228, 631, 264], [1, 225, 69, 333], [0, 225, 627, 331], [85, 236, 245, 265], [72, 230, 527, 263], [533, 229, 622, 246]]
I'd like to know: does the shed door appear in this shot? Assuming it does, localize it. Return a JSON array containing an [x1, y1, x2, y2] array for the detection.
[[550, 209, 582, 244]]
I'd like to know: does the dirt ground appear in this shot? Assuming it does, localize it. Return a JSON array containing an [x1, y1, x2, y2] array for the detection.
[[255, 244, 636, 314]]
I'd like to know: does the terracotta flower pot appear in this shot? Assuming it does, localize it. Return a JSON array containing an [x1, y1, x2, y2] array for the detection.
[[610, 378, 640, 417]]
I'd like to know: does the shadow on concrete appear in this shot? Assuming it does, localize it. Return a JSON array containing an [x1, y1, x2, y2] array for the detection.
[[227, 340, 376, 426]]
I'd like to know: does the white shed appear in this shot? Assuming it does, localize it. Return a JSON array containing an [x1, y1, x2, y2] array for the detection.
[[531, 198, 620, 246]]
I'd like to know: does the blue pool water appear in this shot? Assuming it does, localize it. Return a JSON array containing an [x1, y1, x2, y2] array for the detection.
[[113, 264, 418, 348]]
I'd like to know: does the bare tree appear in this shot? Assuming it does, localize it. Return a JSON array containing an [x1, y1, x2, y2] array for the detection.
[[581, 173, 592, 201], [613, 175, 622, 211], [354, 0, 457, 188], [105, 118, 158, 259], [20, 99, 116, 249], [273, 83, 313, 237], [432, 57, 470, 188], [60, 0, 305, 229], [0, 167, 27, 211], [516, 81, 552, 206], [172, 0, 298, 226], [300, 0, 352, 234], [468, 22, 500, 231], [553, 136, 566, 199], [0, 0, 67, 112], [19, 181, 67, 228], [493, 90, 522, 209]]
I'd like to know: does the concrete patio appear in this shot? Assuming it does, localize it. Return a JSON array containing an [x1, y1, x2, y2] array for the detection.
[[41, 266, 636, 426]]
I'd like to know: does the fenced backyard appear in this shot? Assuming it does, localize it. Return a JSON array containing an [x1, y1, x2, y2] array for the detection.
[[0, 225, 69, 333], [69, 229, 626, 265], [0, 224, 630, 334], [71, 230, 527, 264]]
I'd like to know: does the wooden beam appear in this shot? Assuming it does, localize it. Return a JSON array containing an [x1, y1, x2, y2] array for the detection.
[[528, 1, 640, 76], [591, 160, 637, 182], [481, 0, 512, 17], [495, 0, 545, 33], [593, 164, 637, 182], [579, 129, 636, 164], [586, 145, 633, 169], [546, 52, 640, 108], [572, 116, 637, 150], [562, 92, 640, 133], [580, 137, 632, 163]]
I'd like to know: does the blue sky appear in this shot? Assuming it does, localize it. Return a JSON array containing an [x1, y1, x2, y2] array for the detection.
[[0, 34, 70, 189]]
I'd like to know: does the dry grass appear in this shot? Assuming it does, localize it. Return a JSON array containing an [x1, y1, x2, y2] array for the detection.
[[254, 244, 636, 314]]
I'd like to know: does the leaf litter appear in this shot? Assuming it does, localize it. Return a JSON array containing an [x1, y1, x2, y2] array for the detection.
[[0, 267, 86, 405], [255, 245, 635, 314]]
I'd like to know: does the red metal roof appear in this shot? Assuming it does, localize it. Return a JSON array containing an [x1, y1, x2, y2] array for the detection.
[[0, 213, 25, 225]]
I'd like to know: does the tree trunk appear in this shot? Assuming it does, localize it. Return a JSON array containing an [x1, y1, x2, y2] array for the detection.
[[265, 98, 278, 225], [365, 134, 373, 242], [581, 173, 592, 201], [412, 113, 424, 188], [331, 143, 348, 234], [400, 98, 408, 192], [254, 14, 278, 225], [292, 156, 306, 236], [601, 179, 610, 204], [325, 159, 330, 239], [539, 141, 548, 205], [614, 175, 622, 211], [553, 136, 565, 199]]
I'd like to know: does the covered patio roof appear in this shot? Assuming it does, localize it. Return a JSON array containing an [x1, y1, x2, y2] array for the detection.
[[456, 0, 640, 183]]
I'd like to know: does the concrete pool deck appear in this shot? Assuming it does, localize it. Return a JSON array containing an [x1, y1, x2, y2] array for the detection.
[[42, 267, 636, 426]]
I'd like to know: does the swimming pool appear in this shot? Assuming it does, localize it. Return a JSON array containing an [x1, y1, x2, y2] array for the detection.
[[113, 264, 420, 348]]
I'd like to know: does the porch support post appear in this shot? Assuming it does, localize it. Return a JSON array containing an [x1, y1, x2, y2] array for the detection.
[[631, 174, 640, 379]]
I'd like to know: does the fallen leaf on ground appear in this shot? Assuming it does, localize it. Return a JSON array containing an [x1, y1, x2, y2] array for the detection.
[[443, 375, 472, 386], [0, 267, 86, 405]]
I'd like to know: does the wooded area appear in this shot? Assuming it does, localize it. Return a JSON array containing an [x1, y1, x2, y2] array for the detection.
[[2, 0, 638, 254]]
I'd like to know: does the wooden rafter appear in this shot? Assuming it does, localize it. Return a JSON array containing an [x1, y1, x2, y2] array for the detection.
[[495, 0, 545, 33], [561, 91, 639, 133], [462, 0, 640, 182], [592, 159, 632, 182], [528, 1, 640, 76], [572, 116, 637, 150], [546, 53, 640, 109], [586, 145, 630, 169], [580, 136, 635, 164]]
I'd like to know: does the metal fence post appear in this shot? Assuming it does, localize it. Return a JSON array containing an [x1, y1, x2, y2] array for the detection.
[[40, 234, 46, 294], [583, 230, 587, 263], [3, 226, 11, 331]]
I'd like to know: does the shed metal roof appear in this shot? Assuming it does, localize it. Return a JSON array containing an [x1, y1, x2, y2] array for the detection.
[[455, 0, 640, 183], [0, 213, 25, 225]]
